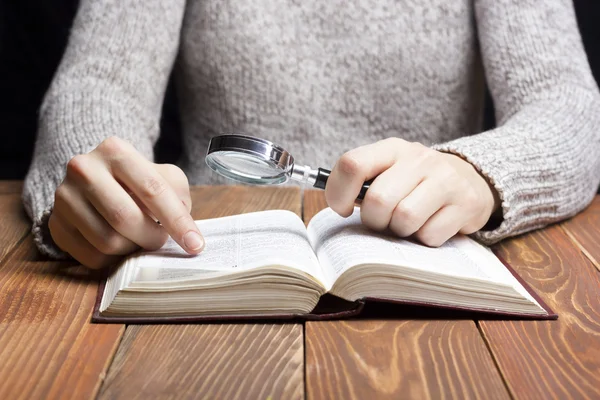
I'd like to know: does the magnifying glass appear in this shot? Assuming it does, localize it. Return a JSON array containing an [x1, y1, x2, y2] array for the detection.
[[205, 134, 371, 199]]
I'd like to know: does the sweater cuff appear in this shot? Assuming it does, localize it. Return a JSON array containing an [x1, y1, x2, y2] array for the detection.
[[432, 140, 514, 245], [31, 207, 68, 259], [431, 130, 576, 246], [23, 92, 157, 258], [432, 133, 596, 246], [433, 86, 600, 245]]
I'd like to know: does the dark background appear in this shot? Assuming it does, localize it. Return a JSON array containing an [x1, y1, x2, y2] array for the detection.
[[1, 0, 599, 180]]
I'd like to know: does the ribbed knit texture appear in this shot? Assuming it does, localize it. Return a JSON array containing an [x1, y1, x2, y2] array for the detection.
[[24, 0, 600, 258]]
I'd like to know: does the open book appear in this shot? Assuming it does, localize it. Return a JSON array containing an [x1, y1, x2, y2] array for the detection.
[[92, 208, 556, 323]]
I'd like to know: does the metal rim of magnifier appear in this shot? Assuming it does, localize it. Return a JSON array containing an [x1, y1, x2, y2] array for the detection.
[[205, 134, 295, 185]]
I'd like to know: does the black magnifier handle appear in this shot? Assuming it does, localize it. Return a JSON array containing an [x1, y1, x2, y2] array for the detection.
[[313, 168, 371, 200]]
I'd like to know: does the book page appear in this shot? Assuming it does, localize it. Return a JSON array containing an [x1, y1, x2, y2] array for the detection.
[[132, 210, 327, 286], [307, 207, 519, 291]]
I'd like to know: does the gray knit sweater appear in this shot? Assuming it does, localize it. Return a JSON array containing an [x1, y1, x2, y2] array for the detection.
[[24, 0, 600, 258]]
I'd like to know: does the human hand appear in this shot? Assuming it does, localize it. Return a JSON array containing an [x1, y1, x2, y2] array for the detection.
[[49, 136, 204, 269], [325, 138, 500, 247]]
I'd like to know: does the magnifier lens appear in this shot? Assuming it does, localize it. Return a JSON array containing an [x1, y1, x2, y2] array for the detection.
[[206, 134, 371, 199], [206, 150, 289, 185]]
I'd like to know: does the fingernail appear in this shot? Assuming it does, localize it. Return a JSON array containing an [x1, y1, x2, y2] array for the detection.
[[183, 231, 204, 251]]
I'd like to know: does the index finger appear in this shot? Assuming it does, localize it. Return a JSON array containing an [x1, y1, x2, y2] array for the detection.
[[103, 141, 204, 255], [325, 138, 406, 217]]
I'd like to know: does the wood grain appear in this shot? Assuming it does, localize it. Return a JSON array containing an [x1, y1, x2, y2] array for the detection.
[[561, 196, 600, 271], [481, 224, 600, 399], [303, 190, 509, 400], [190, 185, 302, 217], [99, 186, 304, 399], [303, 188, 329, 225], [0, 237, 124, 400], [99, 324, 304, 400], [0, 194, 30, 263], [0, 180, 23, 194], [306, 320, 509, 400]]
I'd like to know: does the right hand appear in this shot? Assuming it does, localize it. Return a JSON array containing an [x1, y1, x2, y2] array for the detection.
[[49, 136, 204, 269]]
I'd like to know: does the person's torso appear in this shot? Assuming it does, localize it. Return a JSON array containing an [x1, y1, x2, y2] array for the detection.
[[174, 0, 484, 185]]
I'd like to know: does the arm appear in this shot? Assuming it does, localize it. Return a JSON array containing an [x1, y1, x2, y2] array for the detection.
[[433, 0, 600, 244], [23, 0, 186, 257]]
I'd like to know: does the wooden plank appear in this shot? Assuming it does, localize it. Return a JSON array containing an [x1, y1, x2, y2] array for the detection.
[[100, 324, 303, 399], [480, 224, 600, 399], [99, 185, 304, 400], [0, 194, 30, 263], [306, 320, 509, 400], [561, 196, 600, 271], [303, 190, 509, 400], [303, 188, 327, 225], [302, 190, 330, 224], [0, 180, 23, 194], [190, 184, 301, 217], [0, 236, 125, 400]]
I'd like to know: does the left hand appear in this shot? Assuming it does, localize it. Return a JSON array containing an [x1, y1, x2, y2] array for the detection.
[[325, 138, 500, 247]]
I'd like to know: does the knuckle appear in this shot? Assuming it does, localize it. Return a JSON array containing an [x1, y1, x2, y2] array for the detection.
[[140, 177, 168, 199], [417, 147, 437, 164], [390, 203, 424, 237], [97, 136, 127, 156], [410, 141, 428, 151], [383, 137, 405, 146], [98, 231, 127, 255], [66, 154, 90, 180], [337, 152, 362, 176], [106, 204, 135, 228], [363, 190, 391, 210], [393, 202, 421, 227]]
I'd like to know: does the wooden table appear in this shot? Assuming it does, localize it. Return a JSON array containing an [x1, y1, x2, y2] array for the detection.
[[1, 182, 599, 399]]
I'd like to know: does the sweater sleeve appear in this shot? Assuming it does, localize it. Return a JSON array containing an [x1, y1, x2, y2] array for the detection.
[[23, 0, 186, 258], [432, 0, 600, 245]]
